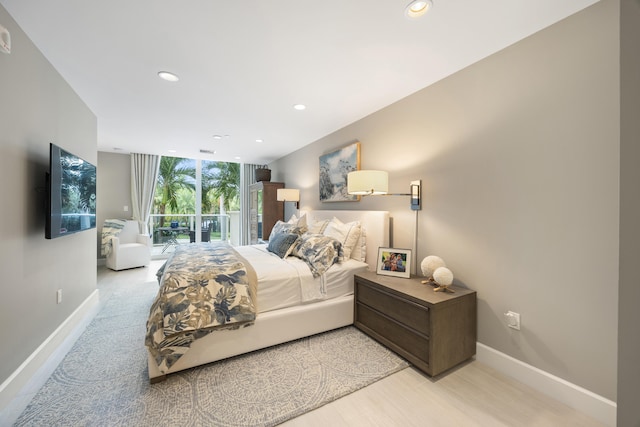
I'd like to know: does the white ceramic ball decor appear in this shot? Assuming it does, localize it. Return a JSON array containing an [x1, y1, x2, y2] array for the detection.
[[420, 255, 446, 279], [433, 267, 453, 287]]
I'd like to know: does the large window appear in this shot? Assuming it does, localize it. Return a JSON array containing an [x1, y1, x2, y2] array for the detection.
[[150, 156, 240, 254]]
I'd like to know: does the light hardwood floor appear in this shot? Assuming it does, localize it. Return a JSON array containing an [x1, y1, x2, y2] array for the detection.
[[121, 261, 605, 427], [282, 361, 605, 427], [4, 261, 606, 426]]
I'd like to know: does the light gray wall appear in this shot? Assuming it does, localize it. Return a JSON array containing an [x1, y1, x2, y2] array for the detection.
[[0, 5, 97, 385], [617, 0, 640, 425], [272, 0, 620, 400], [96, 152, 132, 259]]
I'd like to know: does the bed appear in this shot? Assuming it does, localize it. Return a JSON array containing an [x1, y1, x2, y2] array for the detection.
[[146, 210, 390, 382]]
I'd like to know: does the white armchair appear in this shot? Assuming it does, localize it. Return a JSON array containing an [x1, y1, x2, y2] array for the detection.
[[105, 220, 152, 271]]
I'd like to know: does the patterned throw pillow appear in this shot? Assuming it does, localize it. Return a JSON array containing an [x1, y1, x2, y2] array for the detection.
[[292, 234, 343, 277], [267, 232, 299, 258], [269, 220, 308, 241]]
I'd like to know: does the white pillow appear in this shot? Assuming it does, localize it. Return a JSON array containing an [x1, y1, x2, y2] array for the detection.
[[323, 217, 361, 260], [287, 213, 308, 228], [308, 219, 329, 234], [350, 225, 367, 262]]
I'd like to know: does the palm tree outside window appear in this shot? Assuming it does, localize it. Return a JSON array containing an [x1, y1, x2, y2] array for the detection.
[[151, 156, 240, 253]]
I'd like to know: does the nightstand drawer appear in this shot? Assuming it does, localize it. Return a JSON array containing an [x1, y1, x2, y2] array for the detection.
[[356, 281, 430, 336], [356, 303, 430, 365]]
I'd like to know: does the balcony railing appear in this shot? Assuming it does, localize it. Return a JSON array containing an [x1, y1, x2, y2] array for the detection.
[[149, 214, 231, 256]]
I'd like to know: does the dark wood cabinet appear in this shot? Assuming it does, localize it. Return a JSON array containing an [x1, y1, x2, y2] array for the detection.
[[249, 181, 284, 244], [354, 271, 477, 377]]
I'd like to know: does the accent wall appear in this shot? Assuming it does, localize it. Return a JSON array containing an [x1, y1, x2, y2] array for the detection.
[[271, 0, 621, 403]]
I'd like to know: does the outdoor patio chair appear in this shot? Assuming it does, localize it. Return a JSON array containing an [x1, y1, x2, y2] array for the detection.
[[189, 225, 212, 243]]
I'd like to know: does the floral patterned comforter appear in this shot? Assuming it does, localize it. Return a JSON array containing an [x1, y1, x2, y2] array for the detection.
[[145, 243, 257, 373]]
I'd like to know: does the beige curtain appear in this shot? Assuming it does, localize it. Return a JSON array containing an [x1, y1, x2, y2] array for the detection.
[[240, 164, 258, 245], [131, 153, 161, 235]]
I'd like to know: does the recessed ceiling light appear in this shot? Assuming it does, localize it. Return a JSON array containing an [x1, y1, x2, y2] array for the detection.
[[234, 156, 241, 160], [212, 134, 223, 140], [158, 71, 180, 82], [256, 139, 264, 143], [168, 149, 177, 153], [293, 104, 306, 111], [405, 0, 432, 19]]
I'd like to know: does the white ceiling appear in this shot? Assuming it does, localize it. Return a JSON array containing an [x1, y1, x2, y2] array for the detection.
[[1, 0, 599, 164]]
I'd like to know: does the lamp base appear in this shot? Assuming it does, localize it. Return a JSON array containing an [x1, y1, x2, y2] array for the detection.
[[421, 279, 455, 293]]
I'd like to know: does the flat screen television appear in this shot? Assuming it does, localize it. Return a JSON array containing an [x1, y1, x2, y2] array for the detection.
[[45, 143, 97, 239]]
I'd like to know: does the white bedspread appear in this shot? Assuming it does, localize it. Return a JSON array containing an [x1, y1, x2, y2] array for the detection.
[[234, 244, 368, 314]]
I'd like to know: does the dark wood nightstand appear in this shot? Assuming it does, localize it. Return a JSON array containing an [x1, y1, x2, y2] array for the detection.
[[354, 270, 477, 377]]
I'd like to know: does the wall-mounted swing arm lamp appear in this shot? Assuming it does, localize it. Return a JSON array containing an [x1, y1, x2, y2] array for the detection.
[[348, 170, 422, 275], [347, 170, 421, 211], [277, 188, 300, 209]]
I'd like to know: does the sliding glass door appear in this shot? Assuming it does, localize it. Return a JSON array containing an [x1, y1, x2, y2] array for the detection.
[[150, 156, 240, 256]]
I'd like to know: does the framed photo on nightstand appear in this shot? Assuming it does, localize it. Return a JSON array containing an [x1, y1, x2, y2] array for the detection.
[[376, 247, 411, 278]]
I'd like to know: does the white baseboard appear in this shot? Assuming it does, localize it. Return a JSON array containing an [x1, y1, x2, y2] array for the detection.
[[476, 342, 617, 427], [0, 290, 100, 416]]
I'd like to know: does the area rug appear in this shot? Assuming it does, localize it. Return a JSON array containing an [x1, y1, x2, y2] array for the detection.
[[15, 280, 409, 427]]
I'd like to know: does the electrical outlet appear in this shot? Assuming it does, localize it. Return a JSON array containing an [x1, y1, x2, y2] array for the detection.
[[124, 205, 129, 212], [504, 311, 520, 330], [56, 289, 62, 304]]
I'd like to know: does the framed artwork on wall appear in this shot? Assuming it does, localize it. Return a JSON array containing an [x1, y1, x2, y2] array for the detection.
[[319, 142, 361, 202], [376, 247, 412, 278]]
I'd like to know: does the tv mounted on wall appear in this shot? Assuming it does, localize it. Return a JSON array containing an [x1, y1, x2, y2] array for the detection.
[[45, 143, 97, 239]]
